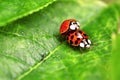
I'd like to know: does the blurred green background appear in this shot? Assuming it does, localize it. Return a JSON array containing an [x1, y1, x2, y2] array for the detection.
[[0, 0, 120, 80]]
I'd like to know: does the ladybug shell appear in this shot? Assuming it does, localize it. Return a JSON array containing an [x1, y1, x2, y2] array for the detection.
[[60, 19, 77, 36], [66, 30, 88, 46]]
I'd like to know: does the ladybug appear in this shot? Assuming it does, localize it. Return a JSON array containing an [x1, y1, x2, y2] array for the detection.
[[66, 30, 91, 48], [60, 19, 80, 37]]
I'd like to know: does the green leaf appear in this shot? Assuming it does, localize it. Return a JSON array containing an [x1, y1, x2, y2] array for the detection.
[[111, 33, 120, 80], [0, 0, 119, 80], [0, 0, 56, 26], [111, 17, 120, 80], [19, 3, 119, 80]]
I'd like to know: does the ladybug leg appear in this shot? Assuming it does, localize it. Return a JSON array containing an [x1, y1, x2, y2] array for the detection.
[[59, 36, 64, 43], [79, 47, 84, 54], [72, 46, 77, 51]]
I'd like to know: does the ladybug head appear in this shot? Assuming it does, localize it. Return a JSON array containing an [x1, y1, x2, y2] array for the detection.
[[79, 39, 91, 49], [69, 20, 80, 31]]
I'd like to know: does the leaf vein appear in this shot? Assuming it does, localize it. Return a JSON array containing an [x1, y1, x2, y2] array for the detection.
[[16, 43, 62, 80]]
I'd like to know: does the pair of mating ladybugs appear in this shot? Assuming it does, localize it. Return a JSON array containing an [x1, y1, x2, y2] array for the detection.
[[59, 19, 91, 49]]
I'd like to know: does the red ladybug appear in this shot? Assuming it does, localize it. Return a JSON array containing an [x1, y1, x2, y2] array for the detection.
[[66, 30, 91, 48], [60, 19, 80, 37]]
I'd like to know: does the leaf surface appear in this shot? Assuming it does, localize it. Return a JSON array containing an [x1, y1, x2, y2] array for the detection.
[[0, 0, 56, 26], [0, 0, 119, 80]]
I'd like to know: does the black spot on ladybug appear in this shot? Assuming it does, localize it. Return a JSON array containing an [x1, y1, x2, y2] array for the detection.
[[83, 34, 87, 36], [75, 40, 78, 45], [73, 22, 77, 24], [71, 35, 74, 39], [79, 30, 82, 33], [75, 33, 77, 36], [81, 41, 84, 43], [69, 30, 75, 34], [77, 38, 80, 40], [67, 33, 70, 36], [70, 40, 73, 44]]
